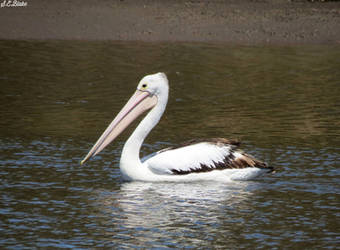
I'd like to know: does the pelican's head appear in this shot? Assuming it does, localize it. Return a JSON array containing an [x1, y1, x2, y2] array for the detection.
[[81, 72, 169, 165], [137, 72, 169, 98]]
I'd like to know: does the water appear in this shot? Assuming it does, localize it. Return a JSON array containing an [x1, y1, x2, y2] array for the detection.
[[0, 40, 339, 248]]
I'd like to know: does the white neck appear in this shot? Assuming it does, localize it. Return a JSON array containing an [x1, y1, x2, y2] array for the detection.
[[119, 93, 167, 179]]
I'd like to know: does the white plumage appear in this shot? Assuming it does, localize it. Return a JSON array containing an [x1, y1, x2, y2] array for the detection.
[[146, 142, 233, 175], [81, 73, 274, 182]]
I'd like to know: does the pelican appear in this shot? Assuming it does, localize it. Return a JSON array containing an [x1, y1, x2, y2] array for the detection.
[[81, 72, 274, 182]]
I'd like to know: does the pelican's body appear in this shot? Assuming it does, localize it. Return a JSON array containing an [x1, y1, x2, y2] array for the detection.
[[81, 73, 273, 182]]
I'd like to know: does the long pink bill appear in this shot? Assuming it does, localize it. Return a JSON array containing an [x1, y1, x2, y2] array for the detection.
[[81, 90, 157, 165]]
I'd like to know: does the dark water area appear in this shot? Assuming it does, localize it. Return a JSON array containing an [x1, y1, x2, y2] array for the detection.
[[0, 40, 339, 248]]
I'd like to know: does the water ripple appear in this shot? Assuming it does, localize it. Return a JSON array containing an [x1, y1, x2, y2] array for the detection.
[[0, 41, 339, 248]]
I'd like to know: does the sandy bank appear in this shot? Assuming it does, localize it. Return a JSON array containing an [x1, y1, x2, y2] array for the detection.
[[0, 0, 340, 44]]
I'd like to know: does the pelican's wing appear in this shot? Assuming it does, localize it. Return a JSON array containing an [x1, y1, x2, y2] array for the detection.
[[144, 138, 272, 175]]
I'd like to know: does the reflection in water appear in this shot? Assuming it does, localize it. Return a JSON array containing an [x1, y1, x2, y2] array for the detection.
[[91, 181, 258, 247], [0, 40, 339, 248]]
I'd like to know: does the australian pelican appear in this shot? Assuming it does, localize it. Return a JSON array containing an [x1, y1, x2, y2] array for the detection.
[[81, 73, 274, 182]]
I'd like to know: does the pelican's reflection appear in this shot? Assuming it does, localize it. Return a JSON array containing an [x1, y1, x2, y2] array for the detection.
[[93, 181, 258, 233]]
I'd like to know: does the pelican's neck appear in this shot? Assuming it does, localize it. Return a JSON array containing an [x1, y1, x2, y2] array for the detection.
[[120, 93, 167, 176]]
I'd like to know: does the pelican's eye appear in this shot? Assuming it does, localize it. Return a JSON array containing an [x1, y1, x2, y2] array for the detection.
[[141, 83, 147, 89]]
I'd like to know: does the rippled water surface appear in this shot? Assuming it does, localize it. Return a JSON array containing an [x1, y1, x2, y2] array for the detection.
[[1, 40, 339, 248]]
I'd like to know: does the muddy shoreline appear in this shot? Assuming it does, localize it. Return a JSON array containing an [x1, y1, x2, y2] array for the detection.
[[0, 0, 340, 45]]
